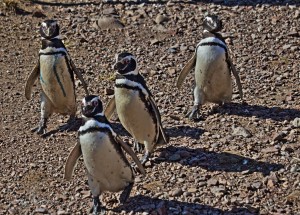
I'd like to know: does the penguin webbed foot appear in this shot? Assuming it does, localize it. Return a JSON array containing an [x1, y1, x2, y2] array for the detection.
[[186, 105, 203, 121], [130, 163, 143, 175], [133, 141, 144, 153], [31, 126, 46, 135], [31, 118, 47, 135], [119, 182, 133, 204], [91, 197, 106, 215], [141, 152, 151, 165]]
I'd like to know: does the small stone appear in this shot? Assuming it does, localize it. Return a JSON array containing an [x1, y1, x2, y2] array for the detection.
[[232, 126, 252, 138], [294, 10, 300, 18], [187, 187, 197, 193], [167, 67, 176, 76], [155, 14, 169, 24], [290, 164, 299, 173], [198, 181, 207, 187], [57, 210, 69, 215], [267, 179, 275, 188], [261, 146, 278, 154], [251, 181, 262, 189], [171, 188, 183, 197], [283, 44, 291, 50], [272, 131, 286, 141], [97, 17, 124, 30], [35, 207, 48, 214], [207, 178, 218, 186], [150, 39, 160, 45]]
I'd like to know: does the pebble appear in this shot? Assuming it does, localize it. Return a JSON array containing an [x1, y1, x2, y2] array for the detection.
[[207, 178, 218, 186], [35, 207, 48, 214], [290, 164, 299, 173], [57, 210, 69, 215], [232, 126, 252, 138], [171, 188, 183, 197], [155, 14, 169, 24]]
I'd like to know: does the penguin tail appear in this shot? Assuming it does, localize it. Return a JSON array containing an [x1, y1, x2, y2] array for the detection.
[[156, 128, 169, 146]]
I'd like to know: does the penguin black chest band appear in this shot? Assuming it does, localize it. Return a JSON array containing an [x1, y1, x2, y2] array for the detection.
[[197, 42, 227, 52]]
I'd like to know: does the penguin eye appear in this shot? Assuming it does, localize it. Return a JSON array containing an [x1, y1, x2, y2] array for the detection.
[[123, 59, 129, 64], [92, 101, 98, 107]]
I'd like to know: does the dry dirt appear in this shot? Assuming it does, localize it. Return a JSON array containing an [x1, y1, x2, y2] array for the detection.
[[0, 0, 300, 214]]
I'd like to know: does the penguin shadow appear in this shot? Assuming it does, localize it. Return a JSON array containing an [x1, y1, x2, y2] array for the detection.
[[215, 102, 300, 122], [165, 125, 204, 139], [112, 195, 258, 215], [41, 118, 83, 138], [156, 146, 283, 176]]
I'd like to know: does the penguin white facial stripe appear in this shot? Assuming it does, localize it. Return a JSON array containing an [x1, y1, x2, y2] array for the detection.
[[115, 79, 149, 98], [42, 22, 47, 28]]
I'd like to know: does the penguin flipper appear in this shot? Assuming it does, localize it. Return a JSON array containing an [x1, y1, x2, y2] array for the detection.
[[69, 58, 90, 96], [104, 96, 116, 120], [149, 96, 169, 144], [24, 62, 40, 100], [176, 53, 196, 89], [228, 57, 243, 100], [64, 142, 82, 181], [114, 135, 146, 176]]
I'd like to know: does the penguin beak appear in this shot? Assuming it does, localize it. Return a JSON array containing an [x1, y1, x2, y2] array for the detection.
[[45, 28, 50, 36], [113, 61, 126, 71], [82, 105, 94, 117]]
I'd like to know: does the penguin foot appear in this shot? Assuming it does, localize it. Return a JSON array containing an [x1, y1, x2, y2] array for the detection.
[[131, 163, 142, 175], [36, 126, 46, 135], [31, 121, 47, 135], [141, 152, 151, 165], [91, 197, 105, 215], [186, 106, 202, 121], [133, 141, 144, 153], [119, 182, 133, 204]]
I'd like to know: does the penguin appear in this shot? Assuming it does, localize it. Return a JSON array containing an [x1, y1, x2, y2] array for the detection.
[[64, 95, 145, 215], [24, 20, 89, 135], [104, 52, 169, 165], [176, 15, 243, 120]]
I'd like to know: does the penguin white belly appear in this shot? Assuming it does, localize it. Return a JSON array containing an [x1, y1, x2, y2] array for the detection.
[[39, 54, 75, 114], [80, 132, 133, 194], [115, 88, 157, 144], [195, 46, 232, 103]]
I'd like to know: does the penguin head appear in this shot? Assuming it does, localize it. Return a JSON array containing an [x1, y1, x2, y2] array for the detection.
[[203, 15, 222, 33], [40, 20, 60, 39], [81, 95, 103, 118], [113, 52, 138, 75]]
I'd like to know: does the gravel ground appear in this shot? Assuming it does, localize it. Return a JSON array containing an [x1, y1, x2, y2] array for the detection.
[[0, 0, 299, 214]]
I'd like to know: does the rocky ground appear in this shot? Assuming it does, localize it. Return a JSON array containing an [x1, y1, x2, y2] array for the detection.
[[0, 0, 300, 214]]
